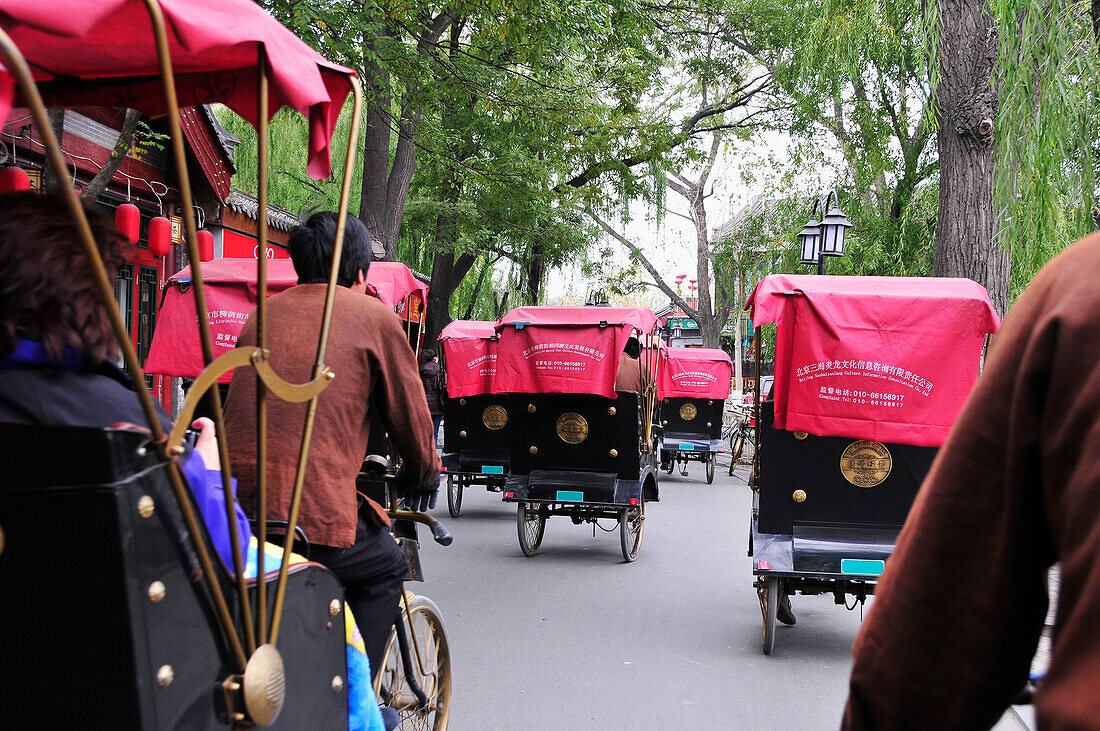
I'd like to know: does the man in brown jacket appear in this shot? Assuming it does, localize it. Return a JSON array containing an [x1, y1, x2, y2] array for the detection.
[[224, 211, 440, 681], [842, 233, 1100, 728]]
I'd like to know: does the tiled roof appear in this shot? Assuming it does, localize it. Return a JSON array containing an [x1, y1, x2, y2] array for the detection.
[[225, 189, 300, 232]]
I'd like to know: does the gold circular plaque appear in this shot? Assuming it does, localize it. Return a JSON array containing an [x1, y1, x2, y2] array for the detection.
[[840, 440, 893, 487], [793, 431, 808, 441], [679, 403, 698, 421], [792, 489, 807, 503], [556, 412, 589, 444], [482, 405, 508, 430]]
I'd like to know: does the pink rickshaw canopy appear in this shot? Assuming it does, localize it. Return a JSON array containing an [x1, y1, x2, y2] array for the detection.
[[438, 320, 498, 398], [145, 258, 428, 381], [746, 274, 1000, 447], [658, 347, 733, 400], [0, 0, 355, 179]]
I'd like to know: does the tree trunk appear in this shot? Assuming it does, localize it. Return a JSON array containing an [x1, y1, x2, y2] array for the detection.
[[425, 250, 476, 345], [41, 110, 67, 192], [81, 109, 142, 203], [933, 0, 1009, 315]]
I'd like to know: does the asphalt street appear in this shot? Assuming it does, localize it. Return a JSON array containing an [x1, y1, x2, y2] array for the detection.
[[414, 456, 872, 729]]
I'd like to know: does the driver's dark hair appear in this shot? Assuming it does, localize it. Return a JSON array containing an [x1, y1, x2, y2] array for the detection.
[[0, 192, 128, 367], [288, 211, 371, 287], [624, 336, 641, 359]]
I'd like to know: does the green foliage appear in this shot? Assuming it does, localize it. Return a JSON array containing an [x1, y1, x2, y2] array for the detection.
[[213, 104, 363, 219], [991, 0, 1100, 300]]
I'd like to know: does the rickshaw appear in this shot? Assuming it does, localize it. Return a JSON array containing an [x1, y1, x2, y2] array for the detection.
[[656, 347, 733, 484], [495, 306, 660, 562], [0, 2, 448, 727], [745, 274, 999, 654], [437, 320, 509, 517]]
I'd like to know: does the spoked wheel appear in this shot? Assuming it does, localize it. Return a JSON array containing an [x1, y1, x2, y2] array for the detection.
[[730, 431, 745, 478], [619, 499, 644, 562], [758, 575, 780, 655], [517, 502, 546, 557], [375, 594, 452, 730], [446, 475, 463, 518], [705, 455, 715, 484]]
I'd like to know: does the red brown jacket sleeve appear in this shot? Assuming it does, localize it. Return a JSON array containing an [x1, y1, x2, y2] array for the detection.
[[368, 306, 441, 490], [841, 242, 1083, 728]]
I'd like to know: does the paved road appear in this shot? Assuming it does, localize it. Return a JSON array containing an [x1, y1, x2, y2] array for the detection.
[[414, 456, 870, 729]]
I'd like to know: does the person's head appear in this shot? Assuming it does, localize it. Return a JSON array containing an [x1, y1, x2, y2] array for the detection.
[[287, 211, 372, 288], [421, 348, 437, 364], [0, 192, 128, 366], [624, 336, 641, 359]]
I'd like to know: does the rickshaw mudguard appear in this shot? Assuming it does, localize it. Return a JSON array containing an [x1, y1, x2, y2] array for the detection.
[[0, 424, 349, 730], [751, 520, 895, 581], [659, 434, 723, 454], [441, 448, 510, 476]]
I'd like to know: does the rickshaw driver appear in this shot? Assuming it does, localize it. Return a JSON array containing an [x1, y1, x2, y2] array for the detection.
[[223, 211, 441, 683], [615, 336, 642, 392]]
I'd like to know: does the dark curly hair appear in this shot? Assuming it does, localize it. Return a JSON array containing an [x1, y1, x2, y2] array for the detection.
[[0, 192, 129, 366]]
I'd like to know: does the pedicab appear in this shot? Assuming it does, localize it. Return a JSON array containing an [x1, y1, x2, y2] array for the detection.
[[0, 2, 444, 727], [656, 347, 733, 484], [745, 274, 999, 654], [495, 306, 661, 562], [437, 320, 509, 517]]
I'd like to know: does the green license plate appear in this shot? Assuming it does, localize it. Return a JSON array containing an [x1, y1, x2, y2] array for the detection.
[[481, 465, 504, 475], [679, 443, 695, 450], [556, 490, 584, 502], [841, 559, 885, 576]]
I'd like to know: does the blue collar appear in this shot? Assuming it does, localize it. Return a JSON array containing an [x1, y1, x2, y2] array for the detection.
[[1, 338, 135, 390]]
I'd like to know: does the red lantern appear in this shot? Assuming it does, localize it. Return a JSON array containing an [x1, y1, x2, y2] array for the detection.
[[115, 202, 140, 244], [148, 215, 172, 257], [196, 229, 214, 262], [0, 166, 30, 193]]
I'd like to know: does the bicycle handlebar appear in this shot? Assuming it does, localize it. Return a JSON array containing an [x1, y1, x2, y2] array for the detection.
[[359, 457, 453, 546]]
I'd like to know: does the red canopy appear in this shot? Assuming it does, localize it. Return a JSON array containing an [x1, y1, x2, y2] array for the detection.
[[746, 274, 1000, 447], [438, 320, 498, 398], [0, 0, 354, 179], [144, 258, 428, 381], [493, 306, 659, 398], [658, 347, 733, 400]]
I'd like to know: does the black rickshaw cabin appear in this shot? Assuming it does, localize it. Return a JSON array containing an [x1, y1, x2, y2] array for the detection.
[[657, 346, 733, 484], [745, 274, 1000, 654], [495, 306, 661, 562], [438, 319, 510, 516]]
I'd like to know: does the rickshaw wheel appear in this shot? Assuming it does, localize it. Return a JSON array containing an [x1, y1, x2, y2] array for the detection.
[[619, 499, 644, 562], [375, 595, 452, 730], [446, 475, 463, 518], [759, 575, 780, 655], [517, 502, 545, 556], [705, 455, 715, 484]]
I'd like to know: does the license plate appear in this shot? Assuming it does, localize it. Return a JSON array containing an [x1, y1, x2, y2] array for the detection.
[[841, 559, 885, 576], [679, 443, 695, 451], [481, 465, 504, 475], [556, 490, 584, 502]]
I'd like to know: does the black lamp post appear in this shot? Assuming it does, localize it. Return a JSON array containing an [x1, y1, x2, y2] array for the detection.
[[798, 190, 852, 274]]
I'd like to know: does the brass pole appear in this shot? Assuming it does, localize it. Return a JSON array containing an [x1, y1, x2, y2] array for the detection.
[[255, 54, 271, 643], [0, 21, 250, 672], [141, 0, 254, 655], [270, 76, 363, 644]]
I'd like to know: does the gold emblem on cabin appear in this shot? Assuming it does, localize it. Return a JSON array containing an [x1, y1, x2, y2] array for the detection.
[[678, 403, 698, 421], [840, 440, 893, 488], [482, 405, 508, 430], [556, 412, 589, 444], [794, 431, 808, 440]]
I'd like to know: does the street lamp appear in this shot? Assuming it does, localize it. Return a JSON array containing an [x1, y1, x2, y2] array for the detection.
[[798, 190, 852, 274]]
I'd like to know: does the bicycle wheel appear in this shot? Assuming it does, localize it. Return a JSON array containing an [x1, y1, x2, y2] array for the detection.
[[517, 502, 545, 556], [376, 594, 452, 730], [446, 475, 463, 518], [705, 455, 715, 484], [759, 575, 779, 655], [619, 499, 644, 562]]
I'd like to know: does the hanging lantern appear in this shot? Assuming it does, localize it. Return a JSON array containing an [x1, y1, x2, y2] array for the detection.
[[0, 166, 31, 193], [196, 229, 214, 262], [148, 215, 172, 257], [115, 202, 140, 244]]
